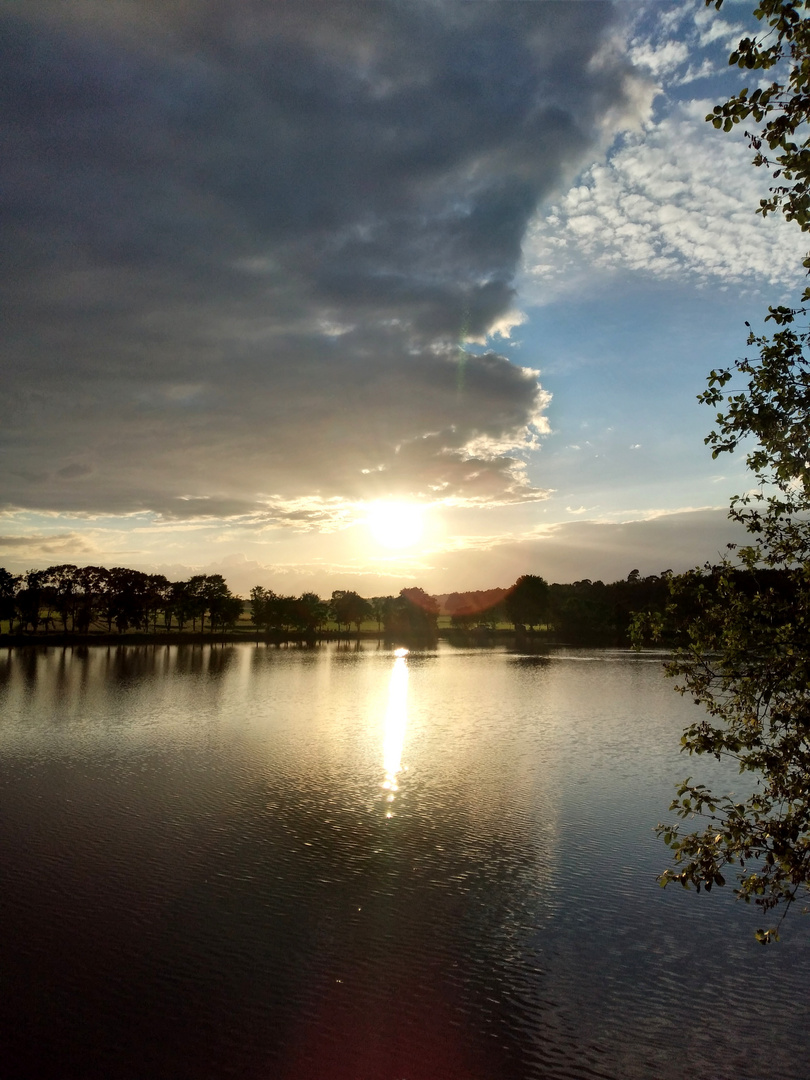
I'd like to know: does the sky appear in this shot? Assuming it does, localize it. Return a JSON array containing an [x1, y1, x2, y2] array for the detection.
[[2, 0, 806, 597]]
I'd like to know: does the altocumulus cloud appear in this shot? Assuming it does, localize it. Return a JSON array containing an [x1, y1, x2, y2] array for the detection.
[[523, 99, 808, 300], [522, 1, 808, 302], [1, 1, 648, 525]]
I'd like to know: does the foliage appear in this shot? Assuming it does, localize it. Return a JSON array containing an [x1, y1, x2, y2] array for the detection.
[[631, 1, 810, 941], [443, 588, 506, 628], [1, 565, 244, 637], [641, 559, 809, 941], [0, 568, 19, 630], [701, 311, 810, 538], [1, 562, 679, 645], [504, 574, 549, 630], [369, 596, 394, 632], [250, 587, 327, 635], [383, 588, 439, 642], [548, 572, 672, 645], [186, 574, 229, 634], [330, 590, 373, 633], [646, 3, 810, 933], [708, 0, 810, 294], [297, 592, 329, 634]]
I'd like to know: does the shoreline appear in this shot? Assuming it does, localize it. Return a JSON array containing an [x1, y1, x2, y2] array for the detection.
[[0, 627, 609, 650], [0, 629, 376, 648]]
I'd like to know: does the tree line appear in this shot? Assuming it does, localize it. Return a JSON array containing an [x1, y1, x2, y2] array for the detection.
[[0, 564, 680, 644], [0, 565, 244, 636], [0, 566, 444, 641], [249, 585, 440, 639]]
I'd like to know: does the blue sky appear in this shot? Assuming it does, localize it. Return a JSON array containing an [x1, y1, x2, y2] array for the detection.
[[1, 0, 804, 596]]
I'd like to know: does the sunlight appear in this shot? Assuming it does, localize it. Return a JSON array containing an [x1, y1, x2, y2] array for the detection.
[[382, 649, 409, 802], [367, 501, 424, 549]]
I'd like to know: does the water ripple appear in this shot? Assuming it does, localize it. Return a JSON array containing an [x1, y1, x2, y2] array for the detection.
[[0, 642, 807, 1079]]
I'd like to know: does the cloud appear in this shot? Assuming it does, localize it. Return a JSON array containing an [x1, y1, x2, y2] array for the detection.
[[522, 99, 808, 303], [0, 532, 103, 559], [628, 38, 689, 80], [0, 1, 649, 521], [627, 1, 747, 83], [419, 506, 753, 590], [521, 0, 808, 302], [204, 506, 753, 595], [0, 505, 753, 597], [628, 4, 744, 83], [56, 464, 94, 480]]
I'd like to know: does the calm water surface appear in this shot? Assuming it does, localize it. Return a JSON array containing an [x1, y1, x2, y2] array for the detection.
[[0, 642, 807, 1080]]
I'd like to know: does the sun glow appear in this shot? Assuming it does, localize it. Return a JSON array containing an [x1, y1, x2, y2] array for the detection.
[[366, 501, 424, 549]]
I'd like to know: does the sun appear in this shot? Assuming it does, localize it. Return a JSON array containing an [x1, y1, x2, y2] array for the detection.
[[367, 501, 424, 549]]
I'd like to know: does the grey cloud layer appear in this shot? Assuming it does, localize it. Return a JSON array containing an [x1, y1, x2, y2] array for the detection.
[[2, 1, 642, 519]]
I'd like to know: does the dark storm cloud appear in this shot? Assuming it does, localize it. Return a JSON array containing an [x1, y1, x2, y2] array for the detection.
[[1, 0, 644, 520]]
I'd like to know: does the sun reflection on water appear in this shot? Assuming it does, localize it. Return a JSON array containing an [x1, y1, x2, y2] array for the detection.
[[382, 648, 409, 813]]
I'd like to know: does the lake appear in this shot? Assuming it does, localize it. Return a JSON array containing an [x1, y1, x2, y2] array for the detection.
[[0, 642, 807, 1080]]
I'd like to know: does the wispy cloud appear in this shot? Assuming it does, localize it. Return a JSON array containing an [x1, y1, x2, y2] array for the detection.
[[0, 532, 104, 559]]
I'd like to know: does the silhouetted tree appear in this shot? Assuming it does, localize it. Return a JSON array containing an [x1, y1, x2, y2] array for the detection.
[[249, 585, 272, 633], [295, 592, 328, 634], [74, 566, 110, 633], [185, 574, 231, 633], [209, 593, 244, 632], [107, 568, 151, 632], [168, 580, 195, 631], [42, 564, 79, 633], [331, 590, 372, 633], [0, 568, 19, 633], [384, 587, 439, 641], [15, 569, 51, 634], [369, 596, 393, 633], [505, 574, 549, 630]]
